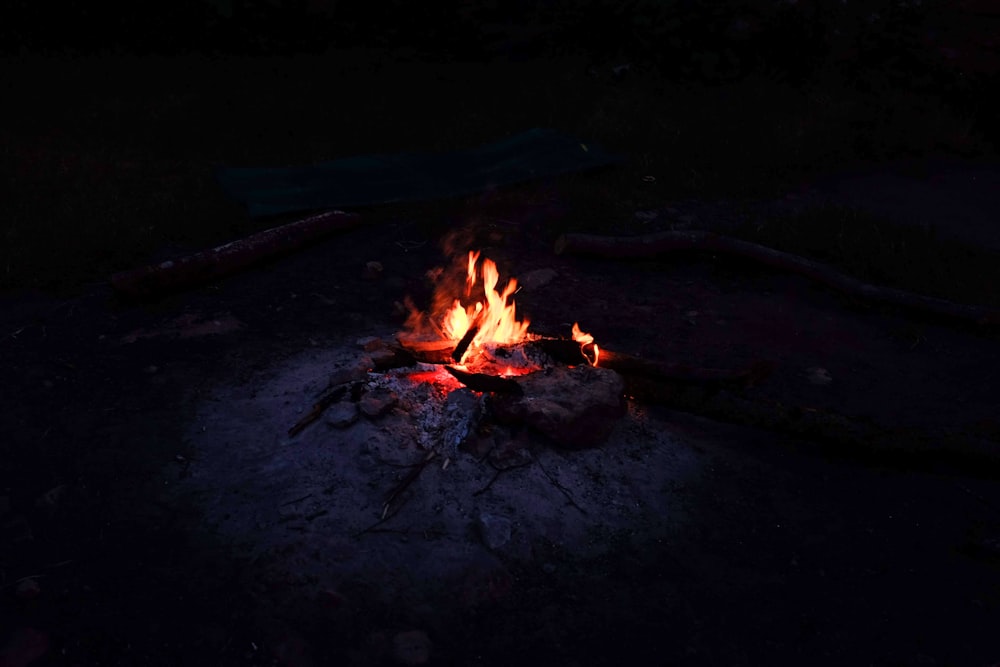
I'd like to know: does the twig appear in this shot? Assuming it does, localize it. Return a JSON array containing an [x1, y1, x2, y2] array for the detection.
[[381, 451, 437, 519], [536, 459, 587, 515], [473, 459, 533, 496], [280, 493, 313, 507], [288, 385, 348, 437]]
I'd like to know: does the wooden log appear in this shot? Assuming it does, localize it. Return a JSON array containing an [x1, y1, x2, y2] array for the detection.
[[111, 210, 363, 299], [555, 229, 1000, 328], [444, 365, 524, 395], [530, 338, 773, 388], [451, 324, 480, 362]]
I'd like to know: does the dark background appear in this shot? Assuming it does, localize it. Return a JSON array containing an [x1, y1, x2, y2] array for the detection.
[[3, 2, 1000, 666]]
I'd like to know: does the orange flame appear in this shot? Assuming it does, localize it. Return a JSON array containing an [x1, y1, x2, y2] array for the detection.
[[443, 252, 530, 362], [572, 322, 600, 367]]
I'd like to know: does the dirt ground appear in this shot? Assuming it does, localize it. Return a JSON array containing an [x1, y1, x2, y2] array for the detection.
[[3, 171, 1000, 666]]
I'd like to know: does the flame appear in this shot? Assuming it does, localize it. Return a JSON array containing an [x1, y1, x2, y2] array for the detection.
[[442, 252, 530, 362], [572, 322, 600, 367]]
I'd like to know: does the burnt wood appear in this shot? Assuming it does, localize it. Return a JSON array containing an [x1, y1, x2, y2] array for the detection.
[[111, 210, 363, 300], [444, 365, 524, 395]]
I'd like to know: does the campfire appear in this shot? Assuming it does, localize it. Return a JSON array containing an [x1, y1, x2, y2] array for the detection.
[[286, 249, 773, 523], [398, 250, 599, 374]]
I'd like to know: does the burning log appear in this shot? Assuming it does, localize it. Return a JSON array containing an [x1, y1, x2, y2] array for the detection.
[[555, 229, 1000, 328], [530, 337, 773, 389], [451, 323, 481, 363], [444, 365, 524, 396], [111, 210, 363, 299]]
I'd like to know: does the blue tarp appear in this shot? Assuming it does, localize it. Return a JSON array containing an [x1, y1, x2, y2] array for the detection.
[[215, 128, 622, 217]]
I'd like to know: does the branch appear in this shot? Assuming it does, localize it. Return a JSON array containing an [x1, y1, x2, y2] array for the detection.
[[556, 230, 1000, 329], [111, 210, 363, 299]]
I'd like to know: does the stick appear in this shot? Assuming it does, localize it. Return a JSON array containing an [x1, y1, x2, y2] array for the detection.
[[288, 384, 348, 437], [111, 210, 363, 299], [381, 451, 437, 519], [556, 230, 1000, 328]]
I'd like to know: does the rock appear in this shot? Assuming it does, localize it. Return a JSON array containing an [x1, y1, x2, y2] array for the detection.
[[14, 578, 41, 600], [363, 260, 383, 280], [806, 367, 833, 386], [478, 513, 512, 550], [519, 267, 558, 290], [325, 402, 359, 428], [0, 627, 49, 667], [356, 336, 385, 352], [491, 365, 626, 448], [328, 359, 371, 387], [360, 388, 398, 419], [391, 630, 431, 666]]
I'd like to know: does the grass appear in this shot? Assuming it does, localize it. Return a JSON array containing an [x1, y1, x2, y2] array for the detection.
[[1, 49, 997, 303]]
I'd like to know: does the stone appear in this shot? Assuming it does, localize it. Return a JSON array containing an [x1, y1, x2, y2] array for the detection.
[[478, 513, 513, 550], [362, 260, 383, 280], [324, 401, 359, 428], [491, 365, 626, 448], [391, 630, 431, 666], [360, 388, 398, 419], [519, 267, 558, 290], [355, 336, 385, 352]]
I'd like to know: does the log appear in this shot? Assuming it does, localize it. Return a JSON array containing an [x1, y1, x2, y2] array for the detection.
[[111, 210, 363, 299], [530, 338, 773, 388], [555, 230, 1000, 329], [444, 365, 524, 395]]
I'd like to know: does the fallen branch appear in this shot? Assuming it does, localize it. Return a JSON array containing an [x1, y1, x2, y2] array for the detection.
[[555, 230, 1000, 328], [111, 210, 363, 299]]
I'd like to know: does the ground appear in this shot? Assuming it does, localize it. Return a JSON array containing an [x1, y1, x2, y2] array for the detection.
[[3, 47, 1000, 666]]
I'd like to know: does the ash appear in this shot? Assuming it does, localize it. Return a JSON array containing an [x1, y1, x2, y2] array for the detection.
[[368, 363, 485, 459], [169, 336, 703, 614]]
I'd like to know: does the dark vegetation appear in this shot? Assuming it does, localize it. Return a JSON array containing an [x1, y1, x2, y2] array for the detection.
[[1, 0, 998, 298]]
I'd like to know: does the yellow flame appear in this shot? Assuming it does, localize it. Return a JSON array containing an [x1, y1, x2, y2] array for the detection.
[[571, 322, 599, 366], [442, 252, 529, 355]]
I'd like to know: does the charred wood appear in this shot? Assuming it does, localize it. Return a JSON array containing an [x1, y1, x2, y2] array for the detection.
[[112, 210, 363, 300], [444, 365, 524, 395]]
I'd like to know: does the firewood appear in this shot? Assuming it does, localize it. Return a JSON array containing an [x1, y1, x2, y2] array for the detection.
[[529, 338, 773, 388], [451, 324, 480, 362], [444, 365, 524, 395], [111, 210, 363, 299], [599, 351, 775, 389], [555, 229, 1000, 329]]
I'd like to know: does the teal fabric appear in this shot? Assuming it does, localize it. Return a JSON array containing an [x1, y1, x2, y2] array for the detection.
[[215, 128, 622, 217]]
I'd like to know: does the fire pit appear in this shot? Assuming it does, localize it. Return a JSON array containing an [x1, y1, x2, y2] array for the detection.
[[170, 251, 706, 619]]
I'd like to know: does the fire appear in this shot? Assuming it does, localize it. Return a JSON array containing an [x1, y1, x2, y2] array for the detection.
[[404, 250, 600, 372], [442, 252, 530, 362], [572, 322, 600, 367]]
